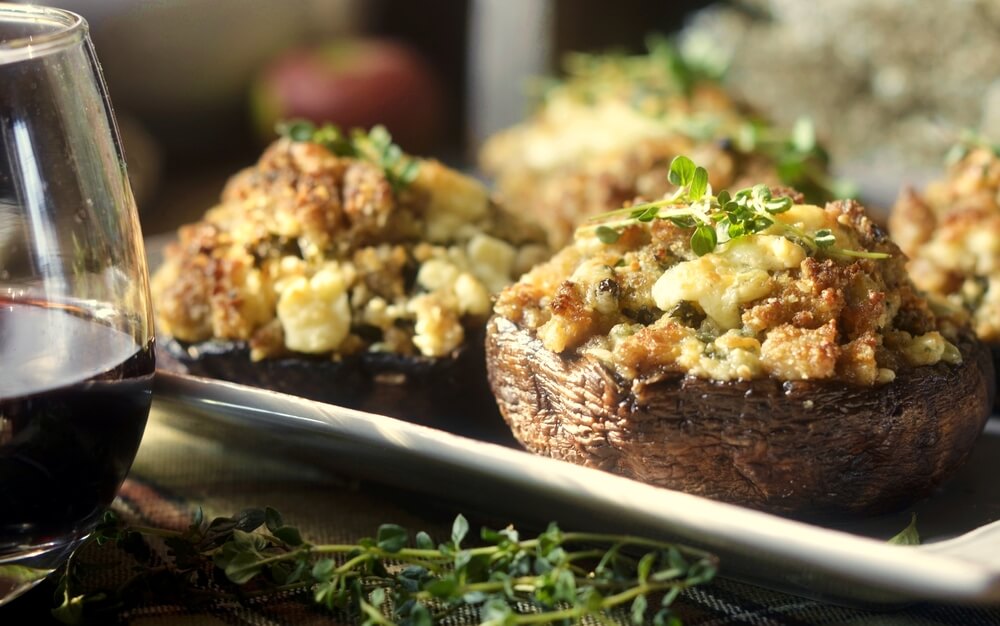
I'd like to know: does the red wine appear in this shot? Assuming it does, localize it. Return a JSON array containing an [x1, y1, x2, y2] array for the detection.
[[0, 300, 154, 553]]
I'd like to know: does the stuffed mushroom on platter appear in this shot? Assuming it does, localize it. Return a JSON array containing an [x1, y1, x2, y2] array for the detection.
[[152, 122, 548, 438], [479, 40, 845, 248], [487, 157, 994, 517], [890, 142, 1000, 397]]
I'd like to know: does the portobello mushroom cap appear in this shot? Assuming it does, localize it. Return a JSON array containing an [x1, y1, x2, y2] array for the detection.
[[486, 192, 995, 517], [158, 325, 514, 442], [486, 317, 993, 516]]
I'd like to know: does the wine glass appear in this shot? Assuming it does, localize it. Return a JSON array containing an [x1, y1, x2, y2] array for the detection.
[[0, 3, 154, 606]]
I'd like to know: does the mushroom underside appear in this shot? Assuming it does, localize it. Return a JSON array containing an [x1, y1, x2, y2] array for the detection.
[[158, 326, 514, 443], [485, 316, 995, 517]]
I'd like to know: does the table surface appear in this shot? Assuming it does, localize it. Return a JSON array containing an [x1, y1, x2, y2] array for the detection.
[[3, 402, 1000, 625]]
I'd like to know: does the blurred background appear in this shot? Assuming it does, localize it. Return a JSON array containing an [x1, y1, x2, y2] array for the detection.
[[30, 0, 1000, 233]]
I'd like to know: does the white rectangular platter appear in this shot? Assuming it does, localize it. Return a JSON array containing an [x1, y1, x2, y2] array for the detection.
[[151, 370, 1000, 607]]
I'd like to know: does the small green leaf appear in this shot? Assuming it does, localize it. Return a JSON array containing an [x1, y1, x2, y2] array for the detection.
[[637, 552, 656, 584], [690, 225, 717, 256], [278, 119, 316, 143], [225, 552, 263, 584], [377, 524, 408, 553], [596, 225, 621, 244], [666, 215, 696, 229], [636, 205, 661, 222], [792, 117, 816, 153], [888, 513, 921, 546], [264, 507, 283, 532], [273, 526, 304, 547], [690, 166, 709, 200], [668, 155, 696, 187], [415, 531, 434, 550], [312, 558, 336, 581], [716, 189, 731, 207], [452, 514, 469, 548], [398, 159, 420, 185], [234, 509, 266, 532], [631, 594, 649, 625], [424, 577, 458, 598], [764, 196, 793, 214], [813, 229, 836, 248]]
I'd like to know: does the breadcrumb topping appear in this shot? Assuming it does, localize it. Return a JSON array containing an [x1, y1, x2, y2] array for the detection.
[[497, 193, 961, 384], [153, 138, 547, 360]]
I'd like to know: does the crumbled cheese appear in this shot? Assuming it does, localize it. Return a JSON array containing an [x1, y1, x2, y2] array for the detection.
[[417, 258, 461, 292], [467, 234, 517, 293], [418, 162, 490, 243], [454, 273, 491, 316], [409, 294, 465, 357], [652, 236, 805, 330], [901, 330, 962, 366], [277, 264, 352, 354]]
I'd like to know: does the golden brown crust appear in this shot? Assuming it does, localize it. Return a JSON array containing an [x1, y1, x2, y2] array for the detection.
[[495, 197, 956, 385]]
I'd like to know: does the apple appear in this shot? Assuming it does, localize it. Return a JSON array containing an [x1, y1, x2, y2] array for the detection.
[[251, 38, 445, 153]]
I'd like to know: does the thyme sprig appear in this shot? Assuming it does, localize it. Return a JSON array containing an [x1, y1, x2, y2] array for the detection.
[[589, 156, 889, 262], [51, 508, 717, 625], [277, 119, 420, 192], [943, 128, 1000, 166]]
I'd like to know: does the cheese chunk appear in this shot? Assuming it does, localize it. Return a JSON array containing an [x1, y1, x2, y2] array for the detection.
[[652, 236, 805, 329], [277, 264, 352, 354]]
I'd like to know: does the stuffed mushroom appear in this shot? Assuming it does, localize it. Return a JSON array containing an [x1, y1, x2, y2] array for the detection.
[[152, 123, 547, 437], [479, 40, 843, 247], [890, 143, 1000, 385], [487, 159, 993, 516]]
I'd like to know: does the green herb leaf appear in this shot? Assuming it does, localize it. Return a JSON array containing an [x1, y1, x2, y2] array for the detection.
[[277, 120, 419, 192], [668, 155, 696, 187], [631, 594, 649, 625], [596, 225, 622, 244], [888, 513, 921, 546], [451, 514, 470, 548], [277, 119, 316, 143], [690, 166, 709, 200], [264, 507, 283, 532], [792, 117, 816, 153], [376, 523, 408, 553], [813, 229, 836, 248], [272, 525, 304, 547], [691, 225, 717, 256], [415, 531, 434, 550]]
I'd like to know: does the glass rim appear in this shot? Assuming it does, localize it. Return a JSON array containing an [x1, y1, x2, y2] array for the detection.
[[0, 3, 87, 64]]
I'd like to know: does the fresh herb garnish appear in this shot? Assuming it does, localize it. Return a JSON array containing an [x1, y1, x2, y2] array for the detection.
[[734, 118, 857, 201], [51, 508, 717, 625], [277, 119, 420, 192], [943, 129, 1000, 166], [589, 155, 889, 261], [887, 513, 921, 546], [546, 35, 726, 111]]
